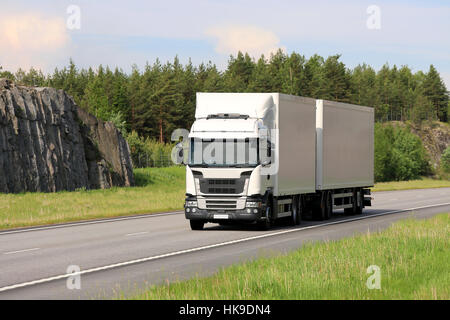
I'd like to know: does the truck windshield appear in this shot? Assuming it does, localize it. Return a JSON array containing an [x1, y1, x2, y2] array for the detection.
[[189, 138, 259, 168]]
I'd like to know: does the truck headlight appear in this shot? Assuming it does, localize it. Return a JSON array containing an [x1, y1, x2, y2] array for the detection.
[[246, 201, 261, 208], [186, 201, 197, 207]]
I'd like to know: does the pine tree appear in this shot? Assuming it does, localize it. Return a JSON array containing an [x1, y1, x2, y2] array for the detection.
[[303, 54, 324, 98], [82, 75, 109, 119], [0, 66, 15, 80], [422, 65, 449, 122], [223, 52, 254, 92], [248, 55, 272, 92], [198, 62, 222, 92], [350, 64, 377, 107], [281, 52, 306, 96], [127, 64, 142, 132], [134, 60, 162, 139], [267, 49, 287, 92], [375, 64, 392, 121], [321, 55, 351, 102]]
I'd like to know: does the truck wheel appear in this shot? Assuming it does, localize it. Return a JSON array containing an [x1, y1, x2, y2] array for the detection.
[[190, 220, 205, 230], [291, 196, 301, 225], [258, 206, 272, 230]]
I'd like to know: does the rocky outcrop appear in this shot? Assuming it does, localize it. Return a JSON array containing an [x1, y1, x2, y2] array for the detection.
[[410, 122, 450, 170], [0, 78, 134, 193], [391, 120, 450, 171]]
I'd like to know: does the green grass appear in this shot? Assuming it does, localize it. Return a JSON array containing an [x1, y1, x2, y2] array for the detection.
[[0, 167, 185, 230], [126, 213, 450, 300], [372, 178, 450, 192]]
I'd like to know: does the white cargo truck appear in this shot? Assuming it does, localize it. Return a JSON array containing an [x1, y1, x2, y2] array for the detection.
[[184, 93, 373, 230]]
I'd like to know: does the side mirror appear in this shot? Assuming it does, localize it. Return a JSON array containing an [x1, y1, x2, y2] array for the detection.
[[260, 140, 272, 166], [261, 158, 271, 166]]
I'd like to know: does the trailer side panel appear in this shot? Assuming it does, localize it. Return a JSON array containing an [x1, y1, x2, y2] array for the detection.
[[275, 94, 316, 196], [316, 99, 374, 190]]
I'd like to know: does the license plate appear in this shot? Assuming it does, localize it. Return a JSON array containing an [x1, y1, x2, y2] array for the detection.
[[214, 214, 229, 219]]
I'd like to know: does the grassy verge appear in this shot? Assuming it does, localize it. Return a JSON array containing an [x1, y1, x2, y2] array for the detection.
[[0, 167, 185, 230], [126, 213, 449, 300], [372, 178, 450, 192]]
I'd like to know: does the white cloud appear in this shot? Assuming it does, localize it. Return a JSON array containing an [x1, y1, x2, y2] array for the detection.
[[206, 25, 285, 58], [0, 13, 71, 72]]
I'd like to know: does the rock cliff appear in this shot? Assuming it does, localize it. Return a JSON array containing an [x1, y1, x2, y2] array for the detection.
[[0, 78, 134, 193]]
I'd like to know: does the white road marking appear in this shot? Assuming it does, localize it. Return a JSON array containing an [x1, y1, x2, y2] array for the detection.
[[125, 232, 149, 237], [0, 202, 449, 293], [3, 248, 40, 255], [0, 211, 183, 236]]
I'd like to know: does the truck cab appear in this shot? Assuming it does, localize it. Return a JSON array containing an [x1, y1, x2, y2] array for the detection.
[[185, 93, 276, 230]]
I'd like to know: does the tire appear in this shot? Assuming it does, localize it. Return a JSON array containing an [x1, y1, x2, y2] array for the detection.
[[313, 192, 328, 221], [354, 189, 363, 215], [325, 191, 333, 219], [257, 205, 272, 230], [190, 220, 205, 230], [344, 189, 361, 215], [291, 196, 301, 226]]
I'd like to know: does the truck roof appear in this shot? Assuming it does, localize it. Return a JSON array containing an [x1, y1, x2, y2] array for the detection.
[[196, 92, 276, 119]]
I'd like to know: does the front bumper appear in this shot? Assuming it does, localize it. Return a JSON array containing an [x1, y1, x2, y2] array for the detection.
[[185, 194, 265, 223], [185, 208, 263, 222]]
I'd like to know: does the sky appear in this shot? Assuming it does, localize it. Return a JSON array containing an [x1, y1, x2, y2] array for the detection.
[[0, 0, 449, 89]]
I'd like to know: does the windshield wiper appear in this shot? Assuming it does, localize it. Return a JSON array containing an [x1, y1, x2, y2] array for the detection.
[[189, 164, 209, 167], [206, 113, 250, 120], [225, 164, 257, 168], [189, 163, 257, 168]]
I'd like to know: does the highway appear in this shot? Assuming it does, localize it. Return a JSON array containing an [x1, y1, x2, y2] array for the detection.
[[0, 187, 449, 299]]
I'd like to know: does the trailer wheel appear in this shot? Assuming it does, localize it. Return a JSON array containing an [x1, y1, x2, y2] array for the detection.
[[344, 189, 363, 215], [313, 192, 329, 221], [291, 196, 301, 226], [326, 191, 333, 219], [354, 189, 363, 215], [190, 220, 205, 230]]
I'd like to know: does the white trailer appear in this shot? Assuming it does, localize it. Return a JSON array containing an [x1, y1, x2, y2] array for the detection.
[[312, 99, 374, 220], [184, 93, 373, 230]]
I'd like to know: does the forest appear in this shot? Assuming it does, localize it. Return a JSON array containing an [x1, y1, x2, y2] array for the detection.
[[1, 50, 449, 180]]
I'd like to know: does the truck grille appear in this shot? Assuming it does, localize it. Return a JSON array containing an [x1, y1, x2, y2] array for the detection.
[[199, 178, 245, 194], [206, 199, 237, 210]]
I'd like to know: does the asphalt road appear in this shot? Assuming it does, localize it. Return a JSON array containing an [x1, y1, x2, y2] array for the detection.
[[0, 188, 449, 299]]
